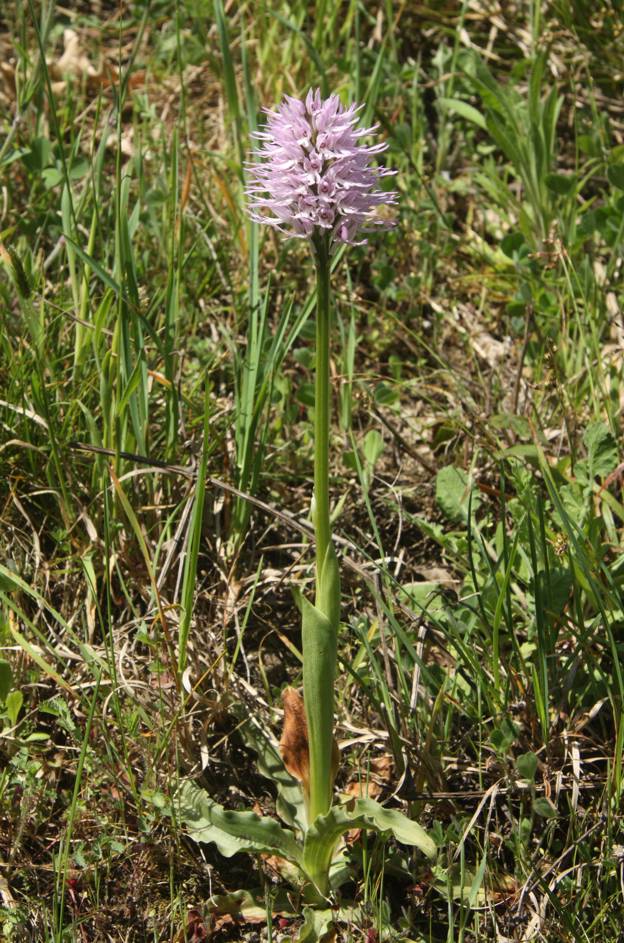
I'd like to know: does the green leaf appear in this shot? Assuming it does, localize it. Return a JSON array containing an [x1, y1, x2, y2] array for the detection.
[[208, 887, 296, 919], [117, 356, 146, 413], [584, 421, 618, 479], [303, 798, 436, 893], [22, 137, 52, 172], [401, 581, 445, 616], [43, 160, 89, 190], [438, 97, 487, 130], [342, 449, 358, 472], [298, 381, 316, 407], [515, 751, 538, 783], [545, 172, 576, 195], [435, 863, 488, 905], [373, 381, 398, 406], [234, 708, 307, 831], [608, 164, 624, 190], [362, 429, 384, 468], [468, 851, 488, 907], [175, 781, 302, 865], [4, 618, 75, 695], [536, 567, 572, 616], [298, 907, 335, 943], [496, 443, 540, 463], [207, 890, 268, 921], [0, 659, 12, 702], [62, 235, 124, 299], [0, 567, 19, 593], [436, 466, 480, 523], [5, 689, 23, 726], [490, 717, 517, 754], [500, 232, 526, 258], [533, 796, 558, 819], [1, 148, 29, 168]]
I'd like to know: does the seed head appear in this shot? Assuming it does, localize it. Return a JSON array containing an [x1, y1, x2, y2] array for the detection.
[[245, 88, 397, 246]]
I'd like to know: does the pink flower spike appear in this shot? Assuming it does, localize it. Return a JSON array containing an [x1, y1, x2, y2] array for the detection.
[[245, 88, 397, 246]]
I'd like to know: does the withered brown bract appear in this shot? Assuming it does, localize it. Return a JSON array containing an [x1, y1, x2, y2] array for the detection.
[[279, 687, 339, 816]]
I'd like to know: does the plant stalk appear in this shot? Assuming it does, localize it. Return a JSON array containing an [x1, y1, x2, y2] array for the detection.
[[303, 233, 338, 828], [313, 236, 331, 576]]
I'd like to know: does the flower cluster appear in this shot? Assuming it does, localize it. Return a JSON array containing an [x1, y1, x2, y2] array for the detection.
[[245, 88, 396, 246]]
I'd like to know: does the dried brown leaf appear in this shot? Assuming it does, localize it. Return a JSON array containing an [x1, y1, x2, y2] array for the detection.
[[53, 29, 98, 79], [344, 779, 382, 800], [280, 687, 310, 801], [279, 687, 340, 806]]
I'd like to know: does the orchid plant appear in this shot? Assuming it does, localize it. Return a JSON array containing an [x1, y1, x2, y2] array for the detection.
[[172, 89, 435, 939]]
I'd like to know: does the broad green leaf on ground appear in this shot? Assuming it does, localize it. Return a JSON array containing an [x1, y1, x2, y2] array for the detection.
[[515, 751, 538, 784], [235, 709, 306, 831], [206, 887, 301, 923], [328, 853, 353, 891], [303, 798, 436, 892], [207, 890, 267, 920], [533, 796, 558, 819], [298, 907, 335, 943], [583, 421, 618, 480], [433, 862, 488, 906], [175, 781, 302, 865], [436, 465, 480, 523], [206, 888, 297, 920], [400, 581, 446, 616]]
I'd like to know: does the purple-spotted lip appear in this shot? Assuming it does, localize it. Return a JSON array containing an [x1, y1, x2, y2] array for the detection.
[[245, 88, 397, 246]]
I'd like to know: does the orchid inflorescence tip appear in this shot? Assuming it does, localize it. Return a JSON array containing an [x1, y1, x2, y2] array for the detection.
[[246, 88, 397, 246]]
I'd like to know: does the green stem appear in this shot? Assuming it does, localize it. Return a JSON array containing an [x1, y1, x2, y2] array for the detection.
[[302, 233, 338, 828], [313, 235, 331, 579]]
